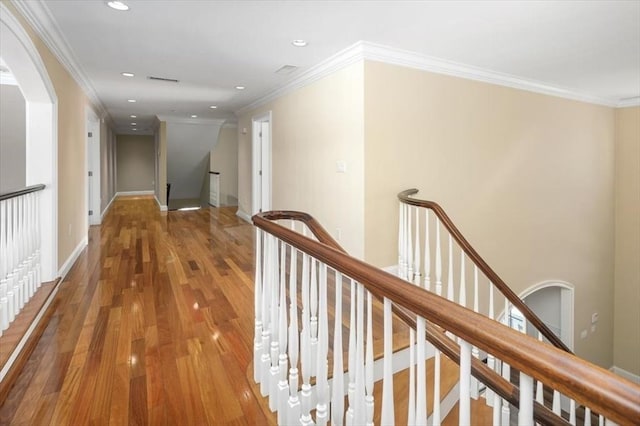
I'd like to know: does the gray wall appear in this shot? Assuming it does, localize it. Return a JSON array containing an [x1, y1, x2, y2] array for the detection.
[[0, 84, 26, 193], [116, 134, 155, 192], [166, 121, 223, 200], [210, 124, 239, 205]]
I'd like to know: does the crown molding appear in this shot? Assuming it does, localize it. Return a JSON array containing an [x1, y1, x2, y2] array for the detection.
[[617, 97, 640, 108], [11, 0, 110, 120], [237, 40, 628, 115], [155, 115, 226, 126], [236, 41, 367, 115]]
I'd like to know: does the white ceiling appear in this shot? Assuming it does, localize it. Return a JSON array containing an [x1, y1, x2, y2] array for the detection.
[[12, 1, 640, 135]]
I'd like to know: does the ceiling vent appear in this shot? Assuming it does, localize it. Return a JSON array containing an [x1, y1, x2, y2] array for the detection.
[[275, 65, 299, 75], [147, 75, 179, 83]]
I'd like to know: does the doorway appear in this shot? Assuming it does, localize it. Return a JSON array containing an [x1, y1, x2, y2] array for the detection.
[[251, 111, 272, 215], [86, 111, 101, 225]]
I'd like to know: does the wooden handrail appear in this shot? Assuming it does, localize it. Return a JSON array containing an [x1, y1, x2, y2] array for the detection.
[[253, 212, 640, 424], [262, 210, 567, 424], [0, 184, 46, 202], [398, 188, 572, 354]]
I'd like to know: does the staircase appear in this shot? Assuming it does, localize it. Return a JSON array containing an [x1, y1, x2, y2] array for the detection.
[[250, 193, 640, 425]]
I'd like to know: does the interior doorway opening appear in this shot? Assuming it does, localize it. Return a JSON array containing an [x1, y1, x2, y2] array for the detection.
[[251, 111, 272, 215]]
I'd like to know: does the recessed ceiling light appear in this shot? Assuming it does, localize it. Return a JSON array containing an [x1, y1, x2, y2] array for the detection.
[[130, 115, 137, 118], [235, 85, 245, 90], [131, 122, 137, 125], [121, 72, 134, 77], [191, 115, 198, 118], [209, 105, 217, 109], [107, 1, 129, 11], [132, 128, 137, 131], [292, 39, 308, 47], [127, 99, 136, 103]]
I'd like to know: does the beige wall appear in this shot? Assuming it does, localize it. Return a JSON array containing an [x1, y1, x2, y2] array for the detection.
[[238, 62, 365, 257], [613, 106, 640, 376], [4, 1, 92, 269], [210, 124, 238, 205], [363, 61, 615, 368], [116, 134, 155, 192], [0, 83, 26, 192]]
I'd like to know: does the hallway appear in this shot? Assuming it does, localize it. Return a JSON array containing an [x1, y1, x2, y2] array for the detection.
[[0, 196, 273, 425]]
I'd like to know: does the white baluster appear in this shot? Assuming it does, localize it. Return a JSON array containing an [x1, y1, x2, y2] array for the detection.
[[365, 292, 374, 426], [260, 234, 272, 395], [310, 258, 318, 377], [459, 251, 466, 308], [434, 217, 443, 296], [599, 414, 604, 426], [346, 279, 357, 426], [432, 348, 441, 426], [381, 297, 394, 424], [535, 334, 544, 419], [447, 235, 454, 302], [585, 407, 592, 426], [268, 239, 281, 409], [399, 203, 406, 280], [493, 363, 502, 426], [486, 282, 496, 406], [552, 390, 561, 415], [414, 206, 421, 285], [423, 209, 431, 291], [502, 300, 511, 425], [518, 371, 534, 425], [398, 203, 405, 279], [277, 241, 289, 421], [470, 266, 480, 399], [332, 272, 345, 426], [316, 263, 330, 425], [300, 247, 313, 425], [287, 240, 301, 425], [407, 204, 414, 281], [415, 314, 427, 426], [408, 328, 416, 426], [353, 282, 365, 425], [254, 228, 263, 383], [569, 398, 576, 425], [459, 340, 472, 426]]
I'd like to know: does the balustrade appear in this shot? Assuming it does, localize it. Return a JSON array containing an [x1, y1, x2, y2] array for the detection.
[[0, 185, 45, 337]]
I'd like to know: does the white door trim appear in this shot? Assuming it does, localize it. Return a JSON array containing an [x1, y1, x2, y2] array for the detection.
[[86, 107, 101, 226], [519, 280, 575, 351], [251, 111, 272, 215]]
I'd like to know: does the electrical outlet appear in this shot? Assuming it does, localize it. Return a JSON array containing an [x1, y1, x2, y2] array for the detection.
[[591, 312, 599, 324], [580, 329, 588, 339], [336, 160, 347, 173]]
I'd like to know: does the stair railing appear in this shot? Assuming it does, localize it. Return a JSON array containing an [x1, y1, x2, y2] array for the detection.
[[252, 210, 639, 425], [0, 184, 45, 336]]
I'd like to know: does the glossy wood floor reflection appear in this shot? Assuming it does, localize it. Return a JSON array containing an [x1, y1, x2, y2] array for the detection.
[[0, 196, 274, 425]]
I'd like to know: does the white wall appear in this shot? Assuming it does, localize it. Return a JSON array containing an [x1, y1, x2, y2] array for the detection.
[[166, 120, 223, 200], [210, 123, 238, 206]]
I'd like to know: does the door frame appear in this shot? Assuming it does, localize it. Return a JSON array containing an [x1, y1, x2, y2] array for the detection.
[[251, 111, 272, 215], [520, 280, 575, 351], [86, 108, 101, 226]]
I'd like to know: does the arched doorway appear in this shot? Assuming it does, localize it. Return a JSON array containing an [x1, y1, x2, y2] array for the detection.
[[0, 3, 58, 281], [509, 281, 575, 351]]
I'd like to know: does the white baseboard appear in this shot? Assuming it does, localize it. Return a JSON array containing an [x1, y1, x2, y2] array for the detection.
[[116, 190, 154, 196], [100, 194, 116, 221], [154, 195, 168, 212], [236, 209, 252, 223], [610, 365, 640, 384], [57, 236, 88, 281]]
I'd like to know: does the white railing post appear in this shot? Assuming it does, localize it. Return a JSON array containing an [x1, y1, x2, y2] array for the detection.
[[365, 292, 374, 426], [413, 206, 421, 285], [415, 314, 427, 426], [268, 238, 281, 410], [423, 209, 430, 291], [315, 263, 329, 425], [277, 241, 289, 422], [346, 279, 357, 426], [300, 245, 313, 425]]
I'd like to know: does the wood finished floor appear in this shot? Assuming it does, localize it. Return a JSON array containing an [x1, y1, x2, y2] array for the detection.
[[0, 196, 273, 425]]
